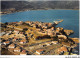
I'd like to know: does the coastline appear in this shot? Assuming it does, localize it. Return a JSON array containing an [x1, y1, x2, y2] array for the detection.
[[1, 20, 79, 55], [1, 9, 79, 15]]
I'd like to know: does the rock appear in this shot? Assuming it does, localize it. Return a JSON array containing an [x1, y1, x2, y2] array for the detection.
[[70, 53, 77, 55], [71, 44, 77, 48], [55, 46, 68, 54], [64, 52, 69, 55], [57, 35, 67, 39], [64, 30, 74, 36], [62, 42, 71, 47], [70, 38, 79, 43]]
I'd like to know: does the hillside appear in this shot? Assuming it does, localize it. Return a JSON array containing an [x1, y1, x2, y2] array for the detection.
[[1, 1, 79, 13]]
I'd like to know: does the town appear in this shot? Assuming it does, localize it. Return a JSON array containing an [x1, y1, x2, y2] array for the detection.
[[0, 20, 79, 55]]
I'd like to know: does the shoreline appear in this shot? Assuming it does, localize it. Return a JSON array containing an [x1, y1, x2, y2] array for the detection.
[[1, 20, 79, 55], [1, 9, 79, 15]]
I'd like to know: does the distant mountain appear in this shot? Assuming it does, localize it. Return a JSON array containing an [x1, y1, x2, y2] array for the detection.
[[29, 1, 79, 9], [1, 1, 79, 12]]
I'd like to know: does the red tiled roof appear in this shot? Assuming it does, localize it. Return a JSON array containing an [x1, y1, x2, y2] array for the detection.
[[4, 41, 10, 44], [20, 40, 26, 42], [57, 46, 67, 53], [22, 50, 26, 52], [14, 37, 18, 39], [61, 46, 67, 51], [20, 52, 27, 55], [36, 49, 44, 53], [14, 47, 20, 50], [9, 44, 15, 47]]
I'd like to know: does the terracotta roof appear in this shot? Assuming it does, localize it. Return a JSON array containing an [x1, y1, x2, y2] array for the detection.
[[8, 44, 15, 47], [51, 41, 58, 44], [56, 30, 60, 32], [14, 30, 19, 31], [22, 50, 26, 52], [51, 27, 54, 30], [16, 46, 20, 49], [56, 27, 60, 30], [57, 35, 67, 39], [48, 23, 52, 26], [20, 40, 26, 42], [60, 46, 67, 51], [58, 49, 62, 52], [57, 46, 67, 53], [20, 52, 27, 55], [36, 49, 44, 53], [45, 42, 51, 44], [43, 29, 47, 31], [19, 32, 24, 34], [4, 41, 10, 44], [14, 37, 18, 39], [14, 47, 20, 50]]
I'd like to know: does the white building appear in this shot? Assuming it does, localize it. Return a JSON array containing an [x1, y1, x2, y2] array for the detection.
[[36, 49, 44, 55], [3, 41, 10, 45], [14, 47, 21, 52], [8, 44, 15, 48]]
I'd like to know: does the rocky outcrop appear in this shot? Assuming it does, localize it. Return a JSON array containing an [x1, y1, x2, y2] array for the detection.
[[64, 30, 74, 36], [69, 38, 79, 43]]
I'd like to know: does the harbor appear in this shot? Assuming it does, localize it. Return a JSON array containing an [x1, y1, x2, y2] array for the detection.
[[1, 20, 79, 55]]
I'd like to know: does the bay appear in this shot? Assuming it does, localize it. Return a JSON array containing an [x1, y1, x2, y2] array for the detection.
[[1, 9, 79, 54], [1, 10, 79, 38]]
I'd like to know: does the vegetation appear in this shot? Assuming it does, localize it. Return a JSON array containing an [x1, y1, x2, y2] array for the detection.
[[1, 1, 79, 14]]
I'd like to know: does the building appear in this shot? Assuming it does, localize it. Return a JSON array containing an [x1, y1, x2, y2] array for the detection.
[[51, 41, 58, 44], [48, 23, 53, 27], [9, 8, 16, 11], [0, 32, 6, 36], [42, 26, 47, 29], [9, 31, 12, 33], [47, 30, 53, 36], [36, 49, 44, 55], [45, 42, 51, 46], [60, 46, 67, 52], [0, 11, 3, 14], [56, 27, 63, 33], [56, 29, 60, 33], [3, 41, 10, 45], [51, 27, 55, 31], [14, 47, 21, 52], [14, 30, 19, 34], [32, 24, 37, 28], [20, 50, 27, 55], [57, 35, 67, 39], [57, 49, 63, 54], [43, 29, 47, 31], [21, 31, 25, 34], [20, 52, 27, 55], [6, 33, 10, 35], [57, 46, 67, 53], [25, 21, 32, 25], [20, 40, 26, 44], [13, 37, 19, 41], [8, 44, 15, 48], [17, 21, 23, 25], [54, 21, 59, 24]]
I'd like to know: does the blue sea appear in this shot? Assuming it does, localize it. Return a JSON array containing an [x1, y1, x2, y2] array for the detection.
[[1, 10, 79, 54], [1, 10, 79, 38]]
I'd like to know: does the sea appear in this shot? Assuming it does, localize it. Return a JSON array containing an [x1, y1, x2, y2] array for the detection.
[[1, 9, 79, 54]]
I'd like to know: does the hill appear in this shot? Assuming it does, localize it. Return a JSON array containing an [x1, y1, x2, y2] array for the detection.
[[1, 1, 79, 13]]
